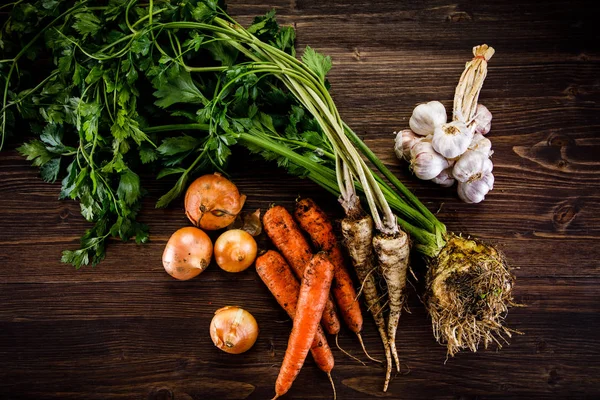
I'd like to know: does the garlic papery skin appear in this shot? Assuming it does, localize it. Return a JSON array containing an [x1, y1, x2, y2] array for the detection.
[[409, 101, 447, 136], [432, 120, 474, 159], [394, 129, 422, 161], [472, 104, 492, 135], [457, 171, 494, 203], [410, 141, 450, 180], [452, 150, 493, 183], [431, 168, 456, 187], [469, 133, 493, 156]]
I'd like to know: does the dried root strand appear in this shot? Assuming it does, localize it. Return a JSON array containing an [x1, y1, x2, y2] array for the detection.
[[335, 333, 366, 366], [453, 44, 495, 123], [425, 234, 520, 357], [356, 332, 383, 364]]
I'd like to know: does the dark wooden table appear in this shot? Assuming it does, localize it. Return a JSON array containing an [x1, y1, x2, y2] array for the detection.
[[1, 1, 598, 399]]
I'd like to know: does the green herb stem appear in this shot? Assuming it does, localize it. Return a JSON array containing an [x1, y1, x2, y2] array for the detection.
[[343, 123, 447, 236]]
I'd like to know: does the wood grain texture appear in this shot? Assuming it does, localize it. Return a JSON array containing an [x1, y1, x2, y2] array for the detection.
[[0, 0, 599, 399]]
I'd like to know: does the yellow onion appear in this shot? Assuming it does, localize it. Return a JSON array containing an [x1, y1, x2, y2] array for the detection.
[[184, 173, 246, 231], [214, 229, 257, 273], [162, 227, 213, 280], [210, 306, 259, 354]]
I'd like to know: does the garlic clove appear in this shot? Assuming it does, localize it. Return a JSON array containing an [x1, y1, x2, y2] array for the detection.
[[452, 150, 493, 183], [469, 133, 493, 156], [410, 141, 450, 180], [410, 139, 433, 159], [472, 104, 493, 135], [432, 120, 474, 159], [457, 171, 494, 203], [394, 129, 421, 161], [409, 101, 447, 136], [431, 167, 456, 187]]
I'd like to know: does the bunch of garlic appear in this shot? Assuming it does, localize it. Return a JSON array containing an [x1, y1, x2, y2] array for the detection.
[[394, 102, 494, 203], [393, 44, 496, 204]]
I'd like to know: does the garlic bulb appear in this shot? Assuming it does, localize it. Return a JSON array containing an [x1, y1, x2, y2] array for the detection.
[[431, 168, 456, 187], [432, 120, 474, 159], [409, 101, 447, 136], [457, 172, 494, 203], [394, 129, 421, 161], [453, 150, 494, 203], [410, 141, 450, 180], [468, 133, 492, 156], [472, 104, 492, 135], [452, 150, 493, 183]]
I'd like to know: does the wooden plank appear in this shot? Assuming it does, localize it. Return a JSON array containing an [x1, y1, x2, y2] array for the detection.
[[0, 278, 598, 399], [0, 0, 599, 398]]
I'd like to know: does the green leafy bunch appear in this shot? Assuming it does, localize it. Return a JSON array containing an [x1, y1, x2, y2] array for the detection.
[[0, 0, 335, 267]]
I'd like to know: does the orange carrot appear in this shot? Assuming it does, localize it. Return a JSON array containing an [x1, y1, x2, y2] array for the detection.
[[294, 198, 362, 332], [273, 254, 335, 400], [256, 250, 334, 373], [295, 198, 378, 364], [263, 205, 341, 335]]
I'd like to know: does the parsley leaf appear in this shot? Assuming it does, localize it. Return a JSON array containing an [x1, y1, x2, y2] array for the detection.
[[301, 46, 332, 83], [17, 140, 53, 166], [157, 135, 202, 156], [72, 12, 102, 36], [40, 157, 61, 182], [117, 169, 141, 206], [154, 71, 208, 108]]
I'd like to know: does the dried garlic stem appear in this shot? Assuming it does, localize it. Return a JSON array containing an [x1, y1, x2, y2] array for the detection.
[[453, 44, 495, 123]]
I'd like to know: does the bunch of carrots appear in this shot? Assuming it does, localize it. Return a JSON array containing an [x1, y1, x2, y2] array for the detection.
[[257, 198, 385, 398]]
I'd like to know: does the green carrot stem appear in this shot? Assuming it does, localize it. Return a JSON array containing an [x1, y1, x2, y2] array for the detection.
[[240, 132, 438, 250], [343, 123, 447, 235]]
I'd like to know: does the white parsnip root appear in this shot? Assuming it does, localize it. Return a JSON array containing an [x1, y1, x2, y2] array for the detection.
[[373, 230, 410, 372], [340, 198, 393, 392]]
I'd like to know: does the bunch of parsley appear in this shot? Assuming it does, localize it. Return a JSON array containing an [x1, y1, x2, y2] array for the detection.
[[0, 0, 341, 267]]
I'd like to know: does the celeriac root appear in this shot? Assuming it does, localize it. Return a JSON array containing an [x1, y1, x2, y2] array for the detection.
[[425, 234, 519, 356], [372, 230, 410, 372]]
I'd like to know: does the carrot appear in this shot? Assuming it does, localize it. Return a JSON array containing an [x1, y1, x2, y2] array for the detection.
[[256, 250, 335, 374], [263, 205, 341, 335], [273, 253, 335, 400], [295, 198, 376, 362], [341, 211, 393, 392], [373, 230, 410, 373]]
